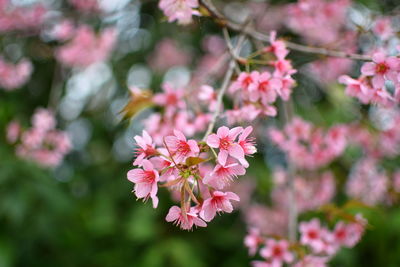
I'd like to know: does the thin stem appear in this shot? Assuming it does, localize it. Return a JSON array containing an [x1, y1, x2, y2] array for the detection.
[[199, 0, 372, 61], [202, 27, 247, 140]]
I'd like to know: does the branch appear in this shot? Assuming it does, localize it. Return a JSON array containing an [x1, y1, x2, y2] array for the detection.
[[199, 0, 372, 61], [202, 26, 248, 141]]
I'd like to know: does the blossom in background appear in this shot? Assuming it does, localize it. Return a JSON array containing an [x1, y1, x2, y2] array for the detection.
[[0, 0, 47, 33], [56, 25, 117, 68], [0, 57, 32, 91], [299, 219, 326, 253], [8, 108, 71, 168], [260, 239, 294, 267], [158, 0, 200, 25]]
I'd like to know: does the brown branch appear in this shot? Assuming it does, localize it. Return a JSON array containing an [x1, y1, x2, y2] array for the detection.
[[199, 0, 372, 61]]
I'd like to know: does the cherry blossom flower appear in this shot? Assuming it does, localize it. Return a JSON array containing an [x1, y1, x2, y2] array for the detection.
[[299, 219, 326, 253], [127, 159, 159, 208], [260, 239, 294, 267], [200, 191, 240, 221], [158, 0, 200, 25], [165, 205, 207, 230], [360, 52, 398, 89], [244, 228, 264, 256], [238, 126, 257, 156], [264, 31, 289, 60], [133, 130, 158, 166], [0, 57, 32, 91], [56, 25, 117, 68], [164, 129, 199, 162], [203, 161, 246, 189], [31, 108, 56, 132], [206, 126, 246, 166], [372, 17, 393, 40]]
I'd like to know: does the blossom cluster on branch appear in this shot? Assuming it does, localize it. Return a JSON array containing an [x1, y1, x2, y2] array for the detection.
[[127, 126, 256, 230]]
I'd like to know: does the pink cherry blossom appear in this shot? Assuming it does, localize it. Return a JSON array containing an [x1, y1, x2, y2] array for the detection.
[[260, 239, 294, 267], [32, 108, 56, 132], [238, 126, 257, 156], [203, 161, 246, 189], [165, 205, 207, 230], [127, 159, 159, 208], [164, 129, 199, 162], [372, 17, 393, 40], [0, 57, 32, 91], [299, 219, 326, 253], [264, 31, 289, 60], [360, 52, 399, 88], [56, 25, 117, 68], [6, 120, 21, 144], [206, 126, 246, 166], [244, 228, 264, 256], [133, 130, 158, 166], [200, 191, 240, 221], [158, 0, 200, 25]]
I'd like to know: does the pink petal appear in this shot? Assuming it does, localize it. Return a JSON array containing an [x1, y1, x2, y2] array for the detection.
[[228, 127, 244, 139], [206, 134, 220, 148], [226, 191, 240, 201], [127, 169, 145, 183], [166, 206, 180, 222], [187, 139, 200, 153], [372, 74, 385, 88], [228, 143, 245, 160], [142, 130, 152, 144], [142, 159, 153, 171], [218, 150, 229, 166], [360, 62, 376, 76], [173, 129, 186, 141], [372, 52, 385, 63], [217, 126, 229, 138]]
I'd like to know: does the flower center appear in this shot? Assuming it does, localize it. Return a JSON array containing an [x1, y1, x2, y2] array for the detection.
[[375, 63, 388, 74], [219, 137, 231, 150], [308, 230, 318, 239], [272, 246, 283, 257]]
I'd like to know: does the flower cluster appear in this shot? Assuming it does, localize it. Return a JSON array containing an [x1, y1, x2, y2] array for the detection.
[[158, 0, 200, 25], [6, 108, 72, 168], [0, 0, 47, 33], [56, 25, 117, 68], [286, 0, 351, 45], [346, 158, 388, 205], [0, 57, 32, 91], [272, 169, 335, 213], [127, 126, 256, 230], [247, 216, 366, 267], [227, 32, 296, 122], [339, 52, 400, 106], [269, 117, 347, 170]]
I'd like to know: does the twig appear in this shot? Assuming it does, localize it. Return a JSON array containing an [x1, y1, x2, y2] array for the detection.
[[202, 58, 236, 141], [202, 27, 247, 141], [199, 0, 372, 61]]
